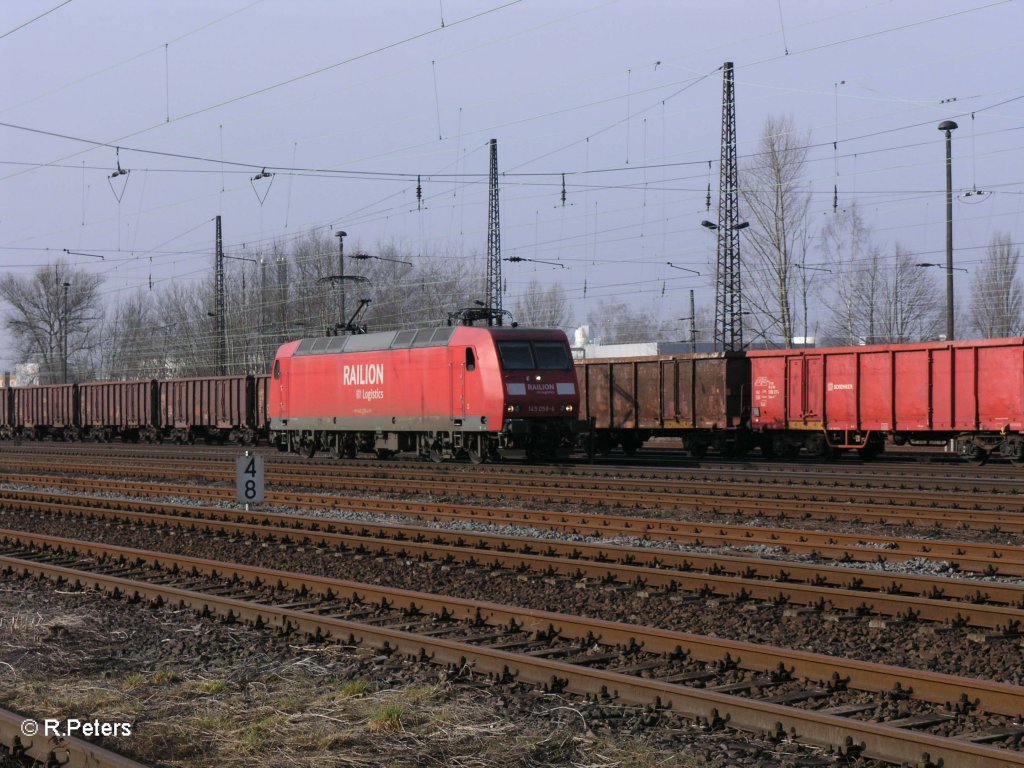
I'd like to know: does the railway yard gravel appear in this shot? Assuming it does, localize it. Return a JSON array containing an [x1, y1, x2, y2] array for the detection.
[[1, 456, 1023, 767], [0, 575, 853, 767]]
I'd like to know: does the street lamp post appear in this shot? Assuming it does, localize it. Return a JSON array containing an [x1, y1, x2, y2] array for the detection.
[[938, 120, 958, 341]]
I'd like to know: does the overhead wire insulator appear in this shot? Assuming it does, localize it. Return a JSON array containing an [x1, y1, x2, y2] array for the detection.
[[833, 141, 839, 212], [416, 175, 422, 211], [108, 146, 131, 202], [705, 160, 712, 211], [561, 173, 566, 206], [250, 169, 275, 205]]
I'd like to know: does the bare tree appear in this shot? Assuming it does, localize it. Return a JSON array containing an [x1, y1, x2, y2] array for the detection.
[[585, 299, 674, 344], [741, 114, 812, 347], [95, 231, 485, 377], [970, 232, 1023, 338], [513, 279, 572, 328], [0, 261, 104, 383], [822, 203, 878, 344], [99, 290, 165, 379], [154, 280, 214, 376], [358, 243, 481, 330], [876, 245, 942, 342]]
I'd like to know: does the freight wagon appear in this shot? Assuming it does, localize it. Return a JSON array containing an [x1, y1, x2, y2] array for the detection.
[[749, 337, 1024, 464], [158, 376, 261, 445], [575, 352, 750, 457], [78, 380, 157, 442], [12, 384, 77, 440], [270, 326, 582, 462], [0, 386, 11, 440]]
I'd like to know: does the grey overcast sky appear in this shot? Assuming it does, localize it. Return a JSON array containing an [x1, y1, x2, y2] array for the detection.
[[0, 0, 1022, 365]]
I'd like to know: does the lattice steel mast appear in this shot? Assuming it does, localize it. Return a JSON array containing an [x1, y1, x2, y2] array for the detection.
[[486, 138, 502, 326], [714, 62, 743, 351], [215, 214, 226, 375]]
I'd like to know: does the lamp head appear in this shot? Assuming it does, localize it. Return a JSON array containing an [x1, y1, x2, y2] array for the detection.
[[938, 120, 958, 132]]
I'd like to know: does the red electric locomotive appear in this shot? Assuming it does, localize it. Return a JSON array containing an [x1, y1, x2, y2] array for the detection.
[[269, 326, 582, 461]]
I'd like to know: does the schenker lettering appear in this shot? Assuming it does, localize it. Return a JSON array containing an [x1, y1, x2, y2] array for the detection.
[[343, 363, 384, 386]]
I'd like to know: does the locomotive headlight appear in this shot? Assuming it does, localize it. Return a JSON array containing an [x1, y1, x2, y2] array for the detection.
[[535, 375, 542, 381], [506, 404, 520, 414], [564, 404, 574, 413]]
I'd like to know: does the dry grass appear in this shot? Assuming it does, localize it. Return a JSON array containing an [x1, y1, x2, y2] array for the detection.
[[0, 586, 709, 767]]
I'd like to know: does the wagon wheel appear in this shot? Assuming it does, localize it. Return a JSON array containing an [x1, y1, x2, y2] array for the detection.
[[858, 443, 882, 461], [967, 446, 988, 466], [806, 434, 832, 461], [594, 434, 616, 456], [619, 433, 641, 456], [768, 435, 798, 461], [688, 441, 708, 460]]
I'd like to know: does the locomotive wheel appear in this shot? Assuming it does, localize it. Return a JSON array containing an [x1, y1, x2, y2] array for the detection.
[[468, 443, 487, 464], [302, 435, 316, 459], [429, 447, 444, 463]]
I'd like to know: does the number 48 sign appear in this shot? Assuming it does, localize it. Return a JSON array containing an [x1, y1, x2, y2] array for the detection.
[[236, 452, 265, 504]]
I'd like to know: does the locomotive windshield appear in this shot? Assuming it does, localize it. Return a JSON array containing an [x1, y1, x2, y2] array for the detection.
[[532, 342, 572, 370], [497, 342, 534, 369], [497, 341, 572, 371]]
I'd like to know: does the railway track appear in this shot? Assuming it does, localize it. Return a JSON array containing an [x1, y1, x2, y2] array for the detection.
[[3, 530, 1022, 767], [3, 477, 1024, 576], [5, 445, 1024, 497], [5, 489, 1024, 629], [3, 455, 1024, 534], [3, 445, 1023, 765]]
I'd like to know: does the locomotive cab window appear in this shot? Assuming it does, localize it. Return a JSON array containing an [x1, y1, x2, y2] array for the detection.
[[532, 342, 572, 370], [497, 341, 535, 370], [465, 347, 476, 371], [273, 360, 281, 379]]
